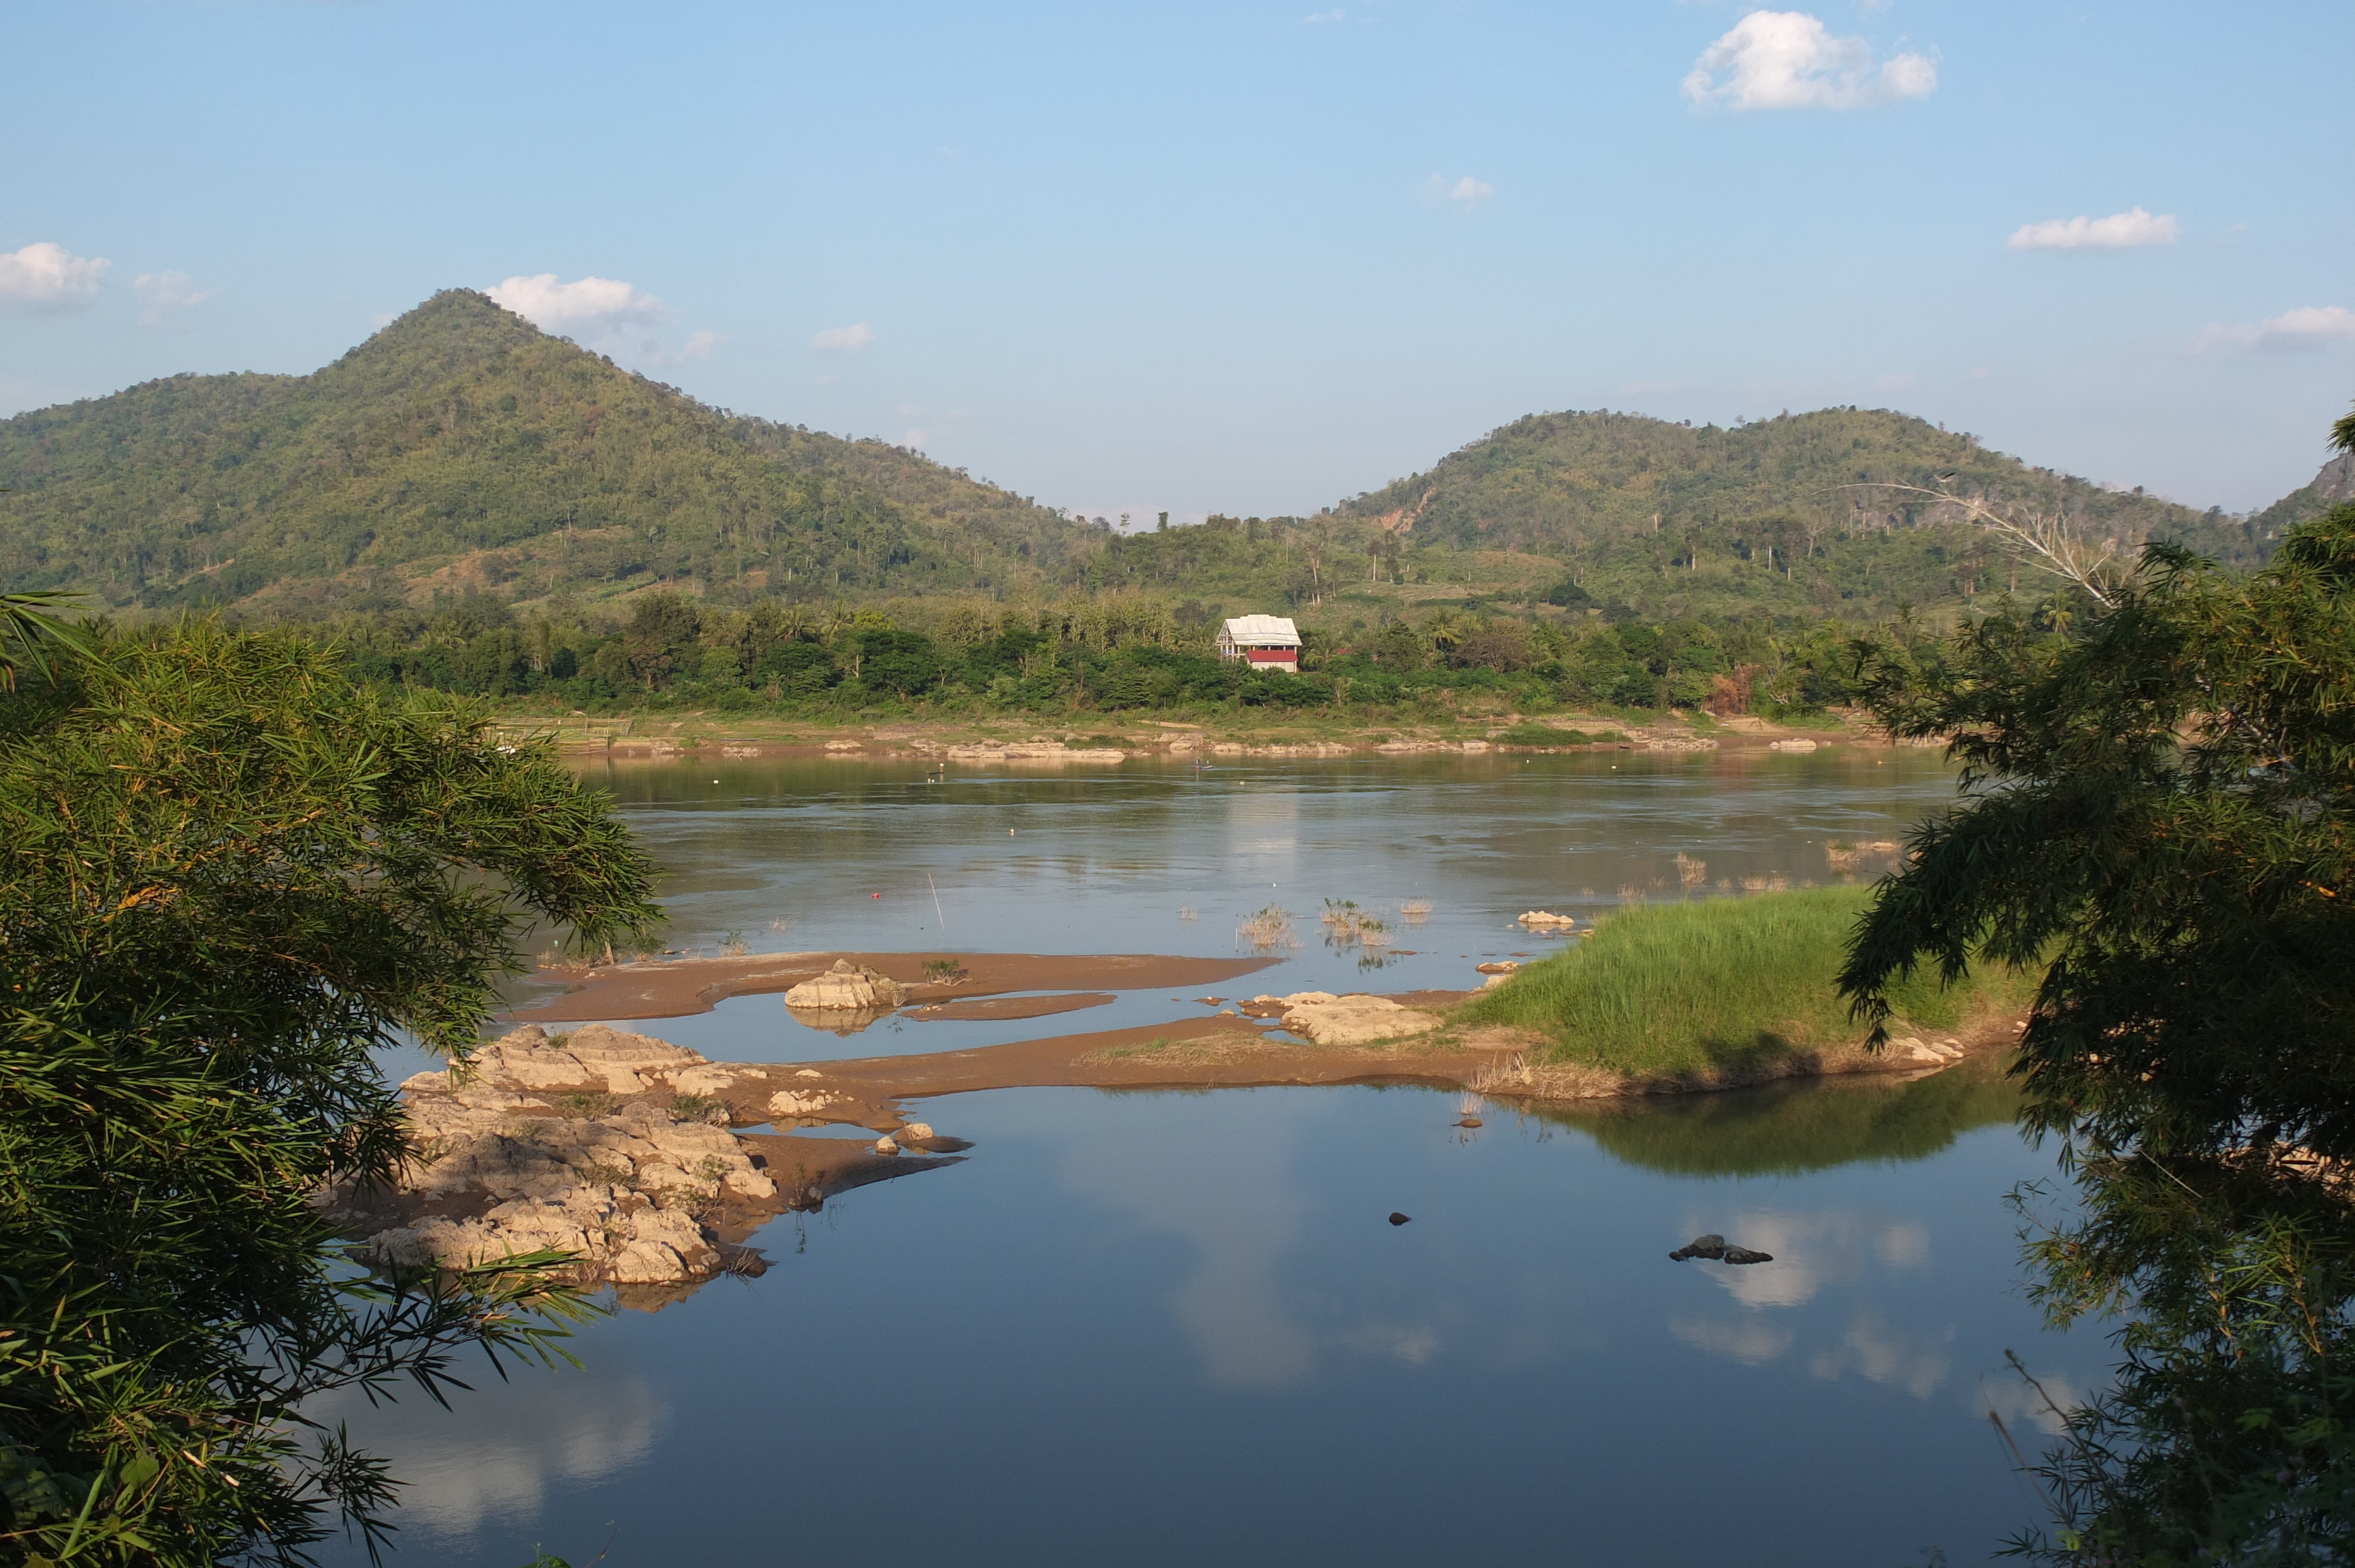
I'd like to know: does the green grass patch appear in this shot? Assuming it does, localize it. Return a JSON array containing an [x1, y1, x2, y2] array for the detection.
[[1496, 722, 1592, 746], [1456, 885, 2035, 1078]]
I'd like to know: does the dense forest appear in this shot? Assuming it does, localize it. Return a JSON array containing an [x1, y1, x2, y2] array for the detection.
[[331, 586, 1870, 725]]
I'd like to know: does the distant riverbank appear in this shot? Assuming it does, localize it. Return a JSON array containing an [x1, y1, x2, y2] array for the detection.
[[489, 703, 1918, 763]]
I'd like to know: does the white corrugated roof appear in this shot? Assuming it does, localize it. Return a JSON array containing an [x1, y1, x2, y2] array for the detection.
[[1221, 614, 1301, 645]]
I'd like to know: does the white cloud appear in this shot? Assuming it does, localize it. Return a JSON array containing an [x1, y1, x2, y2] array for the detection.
[[2194, 304, 2355, 353], [134, 271, 215, 326], [1672, 1314, 1796, 1366], [2006, 206, 2180, 251], [1809, 1310, 1954, 1398], [0, 241, 110, 309], [484, 273, 664, 331], [645, 328, 725, 365], [812, 321, 875, 353], [1682, 11, 1936, 111], [1446, 175, 1495, 206], [1302, 6, 1344, 21]]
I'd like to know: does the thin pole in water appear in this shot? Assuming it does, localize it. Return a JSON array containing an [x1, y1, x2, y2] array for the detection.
[[928, 872, 947, 932]]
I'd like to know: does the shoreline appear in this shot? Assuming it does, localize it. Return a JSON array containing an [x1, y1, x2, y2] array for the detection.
[[484, 707, 1929, 765], [349, 961, 2022, 1304]]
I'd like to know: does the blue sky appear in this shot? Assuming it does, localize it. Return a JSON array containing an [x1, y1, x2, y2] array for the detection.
[[3, 1, 2348, 523]]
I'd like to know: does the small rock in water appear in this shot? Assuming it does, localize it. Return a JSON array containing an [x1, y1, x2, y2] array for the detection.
[[873, 1135, 900, 1157], [1457, 1116, 1484, 1128], [1722, 1246, 1774, 1265], [1669, 1234, 1728, 1261], [899, 1121, 936, 1141], [1388, 1211, 1412, 1226]]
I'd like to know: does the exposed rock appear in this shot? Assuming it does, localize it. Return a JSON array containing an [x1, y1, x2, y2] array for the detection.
[[1670, 1234, 1727, 1261], [1517, 910, 1577, 929], [1457, 1116, 1484, 1128], [1768, 738, 1820, 752], [767, 1089, 841, 1118], [1388, 1212, 1411, 1225], [782, 959, 910, 1012], [900, 1121, 936, 1141], [1722, 1247, 1774, 1265], [941, 742, 1125, 763], [1474, 961, 1521, 975], [794, 1068, 824, 1078], [1266, 990, 1441, 1046], [874, 1135, 900, 1157]]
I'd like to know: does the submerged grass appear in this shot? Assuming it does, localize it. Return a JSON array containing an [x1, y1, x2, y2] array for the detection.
[[1455, 885, 2036, 1079]]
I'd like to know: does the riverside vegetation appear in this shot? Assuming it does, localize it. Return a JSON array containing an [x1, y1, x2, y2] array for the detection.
[[0, 609, 659, 1566]]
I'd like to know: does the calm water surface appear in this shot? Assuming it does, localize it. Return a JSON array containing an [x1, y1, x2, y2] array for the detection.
[[337, 752, 2102, 1566]]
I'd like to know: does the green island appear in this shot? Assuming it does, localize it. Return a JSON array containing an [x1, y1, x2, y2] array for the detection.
[[1456, 884, 2038, 1080]]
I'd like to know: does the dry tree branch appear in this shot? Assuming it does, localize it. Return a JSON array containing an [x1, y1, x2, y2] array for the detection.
[[1845, 483, 2130, 609]]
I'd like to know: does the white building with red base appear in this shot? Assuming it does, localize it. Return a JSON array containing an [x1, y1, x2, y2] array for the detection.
[[1216, 614, 1302, 673]]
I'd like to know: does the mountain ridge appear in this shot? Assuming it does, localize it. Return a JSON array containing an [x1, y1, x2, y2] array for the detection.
[[0, 290, 1084, 613]]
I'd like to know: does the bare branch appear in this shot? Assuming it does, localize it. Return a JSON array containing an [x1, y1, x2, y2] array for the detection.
[[1847, 484, 2129, 609]]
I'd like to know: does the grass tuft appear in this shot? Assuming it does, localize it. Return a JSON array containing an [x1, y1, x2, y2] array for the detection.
[[1455, 885, 2035, 1078]]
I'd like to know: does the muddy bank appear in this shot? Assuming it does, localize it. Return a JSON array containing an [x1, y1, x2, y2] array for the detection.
[[513, 949, 1282, 1024], [907, 991, 1116, 1022]]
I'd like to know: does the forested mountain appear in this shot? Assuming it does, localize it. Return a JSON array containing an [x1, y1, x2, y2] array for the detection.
[[1314, 406, 2274, 620], [0, 290, 1085, 613], [2248, 449, 2355, 539]]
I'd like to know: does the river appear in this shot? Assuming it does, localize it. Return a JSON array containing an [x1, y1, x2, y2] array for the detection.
[[330, 748, 2102, 1566]]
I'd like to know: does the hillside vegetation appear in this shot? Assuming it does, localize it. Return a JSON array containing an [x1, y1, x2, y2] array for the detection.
[[1332, 407, 2273, 621], [0, 291, 1086, 613]]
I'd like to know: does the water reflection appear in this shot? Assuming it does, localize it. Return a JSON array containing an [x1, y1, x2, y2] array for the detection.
[[1521, 1052, 2019, 1178], [308, 1356, 665, 1539], [1056, 1088, 1324, 1387]]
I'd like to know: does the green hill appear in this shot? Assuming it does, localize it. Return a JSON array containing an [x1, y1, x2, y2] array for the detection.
[[1322, 406, 2271, 620], [0, 290, 1084, 613]]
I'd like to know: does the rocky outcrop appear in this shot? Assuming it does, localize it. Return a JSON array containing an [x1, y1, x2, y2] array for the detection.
[[1253, 990, 1441, 1046], [362, 1060, 776, 1286], [782, 959, 910, 1012], [339, 1025, 953, 1293]]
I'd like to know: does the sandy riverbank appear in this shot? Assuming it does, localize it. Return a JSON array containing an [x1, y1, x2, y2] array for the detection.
[[486, 707, 1916, 765]]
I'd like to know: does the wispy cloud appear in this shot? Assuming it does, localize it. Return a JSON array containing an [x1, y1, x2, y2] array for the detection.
[[485, 273, 664, 331], [134, 270, 215, 326], [1302, 6, 1344, 22], [2006, 207, 2179, 251], [2194, 304, 2355, 353], [0, 241, 110, 309], [484, 273, 721, 365], [646, 328, 725, 365], [1419, 174, 1495, 210], [1683, 11, 1935, 111], [812, 321, 875, 353]]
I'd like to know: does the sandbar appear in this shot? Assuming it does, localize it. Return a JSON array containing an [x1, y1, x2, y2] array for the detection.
[[513, 950, 1282, 1023]]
